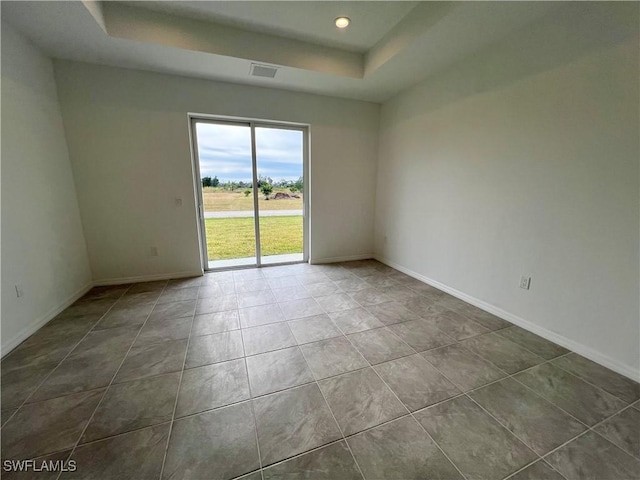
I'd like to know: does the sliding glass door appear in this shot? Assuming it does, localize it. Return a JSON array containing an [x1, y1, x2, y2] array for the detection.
[[191, 118, 307, 270]]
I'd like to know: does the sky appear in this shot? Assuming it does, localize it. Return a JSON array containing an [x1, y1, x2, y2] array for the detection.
[[196, 123, 303, 183]]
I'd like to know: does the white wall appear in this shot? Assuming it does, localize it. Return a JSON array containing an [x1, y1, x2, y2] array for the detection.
[[53, 62, 379, 282], [374, 3, 640, 378], [1, 23, 92, 353]]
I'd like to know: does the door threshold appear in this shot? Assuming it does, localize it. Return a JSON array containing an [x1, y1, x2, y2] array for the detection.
[[207, 253, 305, 271]]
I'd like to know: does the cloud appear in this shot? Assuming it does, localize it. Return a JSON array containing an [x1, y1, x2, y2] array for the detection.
[[196, 123, 303, 182]]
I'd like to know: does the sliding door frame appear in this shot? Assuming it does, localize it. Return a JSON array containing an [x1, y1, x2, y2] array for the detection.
[[188, 113, 310, 271]]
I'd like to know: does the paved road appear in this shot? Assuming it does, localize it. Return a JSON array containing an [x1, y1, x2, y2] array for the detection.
[[204, 209, 303, 218]]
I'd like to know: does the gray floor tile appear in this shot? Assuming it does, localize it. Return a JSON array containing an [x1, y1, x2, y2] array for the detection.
[[254, 384, 341, 465], [28, 346, 129, 403], [186, 330, 244, 369], [364, 301, 421, 326], [166, 277, 203, 289], [401, 295, 449, 318], [319, 266, 353, 281], [318, 368, 406, 436], [553, 353, 640, 404], [70, 325, 139, 357], [348, 288, 392, 306], [595, 407, 640, 459], [315, 293, 360, 313], [330, 308, 384, 334], [202, 271, 235, 283], [415, 396, 536, 480], [1, 408, 17, 427], [1, 360, 61, 408], [135, 317, 191, 346], [456, 305, 511, 331], [237, 290, 277, 308], [422, 344, 507, 391], [94, 304, 153, 330], [380, 285, 422, 302], [262, 441, 361, 480], [126, 280, 167, 294], [497, 326, 570, 360], [82, 372, 180, 443], [267, 275, 300, 289], [271, 285, 312, 302], [364, 274, 399, 289], [192, 310, 240, 337], [246, 347, 314, 396], [198, 281, 236, 298], [514, 363, 626, 426], [279, 298, 324, 320], [375, 354, 460, 411], [176, 359, 250, 418], [239, 303, 285, 328], [634, 400, 640, 411], [115, 291, 162, 308], [196, 295, 238, 315], [114, 339, 187, 383], [242, 323, 297, 356], [469, 377, 587, 455], [149, 300, 196, 321], [427, 310, 490, 340], [546, 431, 640, 480], [1, 389, 104, 460], [65, 424, 169, 480], [509, 461, 566, 480], [334, 277, 369, 292], [157, 287, 198, 305], [348, 415, 462, 480], [348, 328, 414, 364], [304, 281, 343, 297], [163, 402, 260, 480], [388, 319, 455, 353], [288, 314, 342, 344], [461, 332, 545, 374], [233, 269, 265, 282], [300, 336, 368, 380], [235, 279, 270, 294], [295, 272, 330, 285]]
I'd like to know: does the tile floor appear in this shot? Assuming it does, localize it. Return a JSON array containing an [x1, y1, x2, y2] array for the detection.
[[1, 259, 639, 480]]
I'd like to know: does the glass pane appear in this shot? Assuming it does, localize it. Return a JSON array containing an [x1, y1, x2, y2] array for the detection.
[[255, 127, 304, 264], [195, 122, 256, 268]]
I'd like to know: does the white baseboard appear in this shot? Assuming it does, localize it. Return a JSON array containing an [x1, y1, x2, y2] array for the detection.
[[1, 281, 93, 358], [310, 253, 373, 265], [93, 270, 203, 286], [375, 255, 640, 382]]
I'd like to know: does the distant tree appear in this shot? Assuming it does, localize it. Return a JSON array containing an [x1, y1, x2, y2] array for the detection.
[[260, 183, 273, 199], [294, 176, 303, 193], [244, 189, 251, 197], [202, 176, 212, 187], [211, 176, 220, 187]]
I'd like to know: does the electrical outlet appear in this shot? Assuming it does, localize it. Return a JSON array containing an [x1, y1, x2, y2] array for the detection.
[[519, 275, 531, 290], [150, 246, 159, 257], [15, 284, 24, 298]]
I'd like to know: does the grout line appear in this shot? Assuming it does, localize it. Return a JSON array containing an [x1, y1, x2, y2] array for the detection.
[[238, 310, 265, 480], [157, 294, 197, 480]]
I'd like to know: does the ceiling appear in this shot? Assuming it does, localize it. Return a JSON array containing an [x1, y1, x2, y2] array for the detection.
[[2, 1, 563, 102], [122, 1, 419, 52]]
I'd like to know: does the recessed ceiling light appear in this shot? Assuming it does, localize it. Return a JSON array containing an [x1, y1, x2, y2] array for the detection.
[[335, 17, 351, 29]]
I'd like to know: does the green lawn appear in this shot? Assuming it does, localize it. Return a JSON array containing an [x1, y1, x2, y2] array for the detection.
[[205, 216, 303, 260]]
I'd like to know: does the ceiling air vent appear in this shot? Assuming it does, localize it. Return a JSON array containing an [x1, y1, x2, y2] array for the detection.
[[250, 63, 278, 78]]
